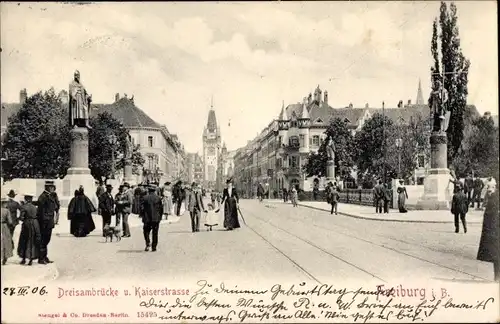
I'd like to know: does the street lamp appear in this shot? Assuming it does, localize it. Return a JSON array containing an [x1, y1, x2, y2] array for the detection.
[[108, 134, 118, 179], [395, 138, 402, 179]]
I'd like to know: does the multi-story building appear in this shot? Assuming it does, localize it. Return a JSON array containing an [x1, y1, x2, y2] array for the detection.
[[202, 105, 222, 190], [186, 152, 204, 185], [232, 83, 481, 195]]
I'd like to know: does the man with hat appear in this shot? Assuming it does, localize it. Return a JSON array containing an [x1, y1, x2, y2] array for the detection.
[[98, 184, 115, 236], [186, 182, 207, 233], [141, 185, 163, 251], [115, 183, 132, 238], [5, 190, 21, 249], [36, 181, 58, 264], [451, 183, 469, 233]]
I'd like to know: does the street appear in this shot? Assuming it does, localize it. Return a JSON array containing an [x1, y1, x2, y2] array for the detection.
[[10, 199, 492, 285]]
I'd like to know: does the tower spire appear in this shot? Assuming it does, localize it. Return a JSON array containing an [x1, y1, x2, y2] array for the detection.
[[416, 78, 424, 105], [211, 95, 214, 109]]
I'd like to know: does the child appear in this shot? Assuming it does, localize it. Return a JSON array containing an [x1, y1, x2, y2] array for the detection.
[[204, 203, 219, 231]]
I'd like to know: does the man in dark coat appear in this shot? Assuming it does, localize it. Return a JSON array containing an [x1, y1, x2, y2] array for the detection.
[[5, 190, 21, 248], [383, 183, 391, 213], [173, 181, 185, 216], [141, 186, 163, 251], [451, 185, 469, 233], [373, 181, 384, 213], [36, 181, 58, 264], [477, 185, 499, 281], [96, 181, 105, 215], [98, 184, 114, 236], [472, 176, 484, 209], [187, 182, 207, 233]]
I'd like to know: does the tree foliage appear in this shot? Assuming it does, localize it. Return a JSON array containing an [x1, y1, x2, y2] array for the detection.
[[429, 2, 471, 165], [89, 112, 145, 181], [2, 88, 71, 179], [354, 112, 395, 181], [453, 116, 499, 180], [302, 118, 355, 178], [2, 90, 145, 181]]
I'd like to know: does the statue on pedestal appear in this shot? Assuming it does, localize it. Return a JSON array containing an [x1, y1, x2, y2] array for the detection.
[[69, 70, 92, 129], [326, 137, 335, 161], [125, 134, 133, 160], [430, 79, 450, 133]]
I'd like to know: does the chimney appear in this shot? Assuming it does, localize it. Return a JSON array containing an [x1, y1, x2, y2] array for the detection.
[[324, 91, 328, 105], [407, 99, 412, 106], [308, 93, 312, 104], [484, 111, 492, 118], [19, 88, 27, 105], [348, 103, 353, 109], [398, 100, 403, 108], [365, 103, 369, 108], [124, 93, 128, 99], [115, 93, 120, 102]]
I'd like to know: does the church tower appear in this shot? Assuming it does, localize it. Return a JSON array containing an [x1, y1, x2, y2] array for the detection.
[[202, 98, 221, 189], [416, 78, 425, 105]]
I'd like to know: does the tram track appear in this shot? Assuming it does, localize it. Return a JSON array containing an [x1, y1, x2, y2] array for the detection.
[[251, 202, 487, 281], [240, 206, 387, 283]]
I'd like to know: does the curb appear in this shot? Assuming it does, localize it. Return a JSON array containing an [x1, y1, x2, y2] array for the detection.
[[297, 203, 482, 224]]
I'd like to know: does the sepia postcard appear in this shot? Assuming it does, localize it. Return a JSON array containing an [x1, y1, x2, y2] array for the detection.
[[1, 1, 498, 323]]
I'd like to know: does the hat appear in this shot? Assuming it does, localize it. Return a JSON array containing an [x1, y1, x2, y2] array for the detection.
[[45, 180, 55, 187], [106, 184, 113, 189], [147, 186, 157, 192], [24, 192, 35, 198], [7, 190, 16, 198], [226, 177, 233, 184], [123, 182, 130, 188]]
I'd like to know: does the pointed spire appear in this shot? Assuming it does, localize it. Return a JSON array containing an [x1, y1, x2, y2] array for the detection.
[[279, 100, 287, 120], [416, 78, 424, 105], [211, 95, 214, 109]]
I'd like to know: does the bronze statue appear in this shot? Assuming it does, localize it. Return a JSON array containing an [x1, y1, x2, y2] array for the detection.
[[326, 137, 335, 161], [430, 79, 449, 132], [125, 134, 133, 159], [69, 70, 92, 128]]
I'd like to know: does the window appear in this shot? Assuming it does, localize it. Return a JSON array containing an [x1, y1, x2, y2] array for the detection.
[[148, 136, 154, 147], [291, 121, 298, 128], [299, 134, 305, 147], [312, 135, 320, 146], [289, 136, 299, 147], [208, 147, 215, 155], [290, 156, 298, 168]]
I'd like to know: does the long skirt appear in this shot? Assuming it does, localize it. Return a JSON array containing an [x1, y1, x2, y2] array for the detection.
[[223, 197, 240, 229], [132, 196, 141, 215], [70, 213, 96, 237], [1, 223, 14, 260], [398, 192, 408, 213], [162, 196, 172, 215], [17, 219, 41, 260]]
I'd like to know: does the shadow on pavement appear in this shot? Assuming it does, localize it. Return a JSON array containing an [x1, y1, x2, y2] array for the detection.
[[116, 250, 145, 253]]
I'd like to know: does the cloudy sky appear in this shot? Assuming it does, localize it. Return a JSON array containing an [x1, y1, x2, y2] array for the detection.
[[1, 1, 497, 153]]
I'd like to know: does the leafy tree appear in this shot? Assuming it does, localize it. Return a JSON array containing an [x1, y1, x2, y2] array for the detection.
[[1, 88, 71, 179], [386, 114, 431, 180], [453, 116, 499, 180], [302, 118, 355, 178], [429, 2, 471, 165], [354, 112, 394, 181], [89, 112, 145, 181]]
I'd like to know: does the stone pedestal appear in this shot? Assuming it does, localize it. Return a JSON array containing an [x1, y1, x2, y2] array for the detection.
[[60, 127, 97, 207], [416, 132, 451, 210], [123, 159, 135, 185], [326, 160, 335, 182]]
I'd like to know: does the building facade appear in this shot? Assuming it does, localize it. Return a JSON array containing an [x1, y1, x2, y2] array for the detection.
[[202, 107, 221, 190]]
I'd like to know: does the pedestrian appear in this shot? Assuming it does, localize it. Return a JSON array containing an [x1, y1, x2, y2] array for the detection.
[[482, 177, 497, 209], [204, 203, 220, 231], [329, 186, 340, 215], [96, 180, 105, 216], [141, 186, 163, 252], [472, 176, 484, 209], [477, 183, 499, 281], [17, 192, 41, 265], [132, 184, 142, 215], [68, 186, 96, 237], [36, 180, 58, 264], [219, 178, 240, 230], [257, 182, 265, 202], [161, 181, 173, 220], [1, 193, 14, 265], [373, 181, 384, 213], [451, 185, 469, 233], [5, 190, 21, 249], [397, 180, 408, 213], [173, 181, 185, 216], [114, 185, 127, 228], [464, 173, 474, 206], [383, 183, 391, 213], [290, 186, 298, 207], [283, 188, 288, 203], [98, 184, 115, 236], [187, 182, 207, 233]]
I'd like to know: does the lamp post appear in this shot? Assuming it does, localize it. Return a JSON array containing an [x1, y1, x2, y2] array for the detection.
[[108, 134, 117, 179], [395, 138, 402, 179], [382, 101, 386, 184]]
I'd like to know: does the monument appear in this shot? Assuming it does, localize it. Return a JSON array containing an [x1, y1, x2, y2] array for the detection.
[[60, 70, 98, 207], [416, 79, 452, 210], [326, 137, 336, 182], [123, 134, 135, 185]]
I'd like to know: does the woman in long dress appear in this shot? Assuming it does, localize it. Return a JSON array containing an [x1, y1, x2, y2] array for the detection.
[[1, 195, 14, 265], [220, 178, 240, 231], [477, 185, 499, 281], [290, 186, 298, 207], [17, 193, 41, 265], [397, 180, 408, 213], [161, 182, 173, 219], [68, 187, 96, 237]]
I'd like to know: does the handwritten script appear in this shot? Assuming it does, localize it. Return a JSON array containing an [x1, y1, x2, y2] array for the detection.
[[135, 281, 496, 323]]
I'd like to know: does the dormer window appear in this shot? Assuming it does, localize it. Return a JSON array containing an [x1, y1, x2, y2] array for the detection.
[[315, 118, 323, 124]]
